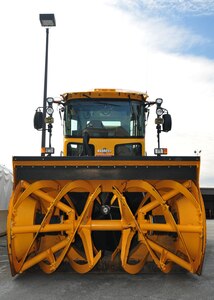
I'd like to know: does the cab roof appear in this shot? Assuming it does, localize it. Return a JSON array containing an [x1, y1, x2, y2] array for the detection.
[[62, 89, 148, 102]]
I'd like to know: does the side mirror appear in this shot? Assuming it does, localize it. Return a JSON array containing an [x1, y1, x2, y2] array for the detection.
[[34, 110, 43, 130], [162, 113, 172, 132]]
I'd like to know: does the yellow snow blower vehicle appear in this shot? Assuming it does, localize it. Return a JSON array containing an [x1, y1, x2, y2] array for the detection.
[[7, 89, 206, 276]]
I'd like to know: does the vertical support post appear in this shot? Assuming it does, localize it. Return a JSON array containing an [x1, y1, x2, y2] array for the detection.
[[41, 28, 49, 156], [156, 124, 161, 156]]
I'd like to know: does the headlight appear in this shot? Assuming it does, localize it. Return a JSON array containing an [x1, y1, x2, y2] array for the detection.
[[46, 107, 54, 115], [156, 108, 163, 116], [156, 98, 163, 105], [46, 97, 54, 104]]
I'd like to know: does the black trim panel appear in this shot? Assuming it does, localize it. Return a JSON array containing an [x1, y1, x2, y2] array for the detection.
[[16, 165, 197, 181], [13, 156, 200, 162]]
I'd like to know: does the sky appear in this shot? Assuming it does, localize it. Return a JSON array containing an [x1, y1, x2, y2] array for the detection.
[[0, 0, 214, 187]]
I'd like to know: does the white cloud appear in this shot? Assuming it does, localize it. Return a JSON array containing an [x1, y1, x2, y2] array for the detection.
[[117, 0, 214, 16], [114, 0, 210, 55]]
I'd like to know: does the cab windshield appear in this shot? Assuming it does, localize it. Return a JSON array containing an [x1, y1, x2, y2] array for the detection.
[[64, 99, 145, 138]]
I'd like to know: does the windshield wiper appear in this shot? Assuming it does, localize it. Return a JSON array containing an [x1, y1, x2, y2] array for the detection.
[[82, 94, 92, 99]]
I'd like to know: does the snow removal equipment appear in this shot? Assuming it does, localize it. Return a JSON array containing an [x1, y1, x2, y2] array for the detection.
[[7, 88, 206, 276]]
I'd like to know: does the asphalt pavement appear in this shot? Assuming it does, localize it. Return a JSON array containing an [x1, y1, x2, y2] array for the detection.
[[0, 220, 213, 300]]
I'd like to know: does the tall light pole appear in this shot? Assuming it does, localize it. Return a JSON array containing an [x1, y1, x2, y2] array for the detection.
[[39, 14, 56, 156]]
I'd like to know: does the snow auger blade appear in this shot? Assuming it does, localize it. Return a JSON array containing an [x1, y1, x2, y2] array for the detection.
[[7, 156, 206, 275]]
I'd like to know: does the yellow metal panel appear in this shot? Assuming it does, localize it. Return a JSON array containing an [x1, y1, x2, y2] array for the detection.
[[62, 89, 148, 102], [63, 137, 145, 156]]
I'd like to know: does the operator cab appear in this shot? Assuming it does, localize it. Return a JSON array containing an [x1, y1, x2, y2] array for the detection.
[[63, 91, 147, 157], [33, 89, 171, 157]]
